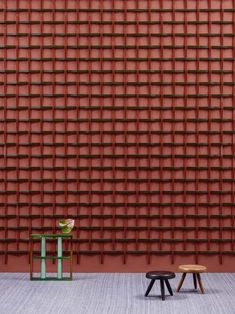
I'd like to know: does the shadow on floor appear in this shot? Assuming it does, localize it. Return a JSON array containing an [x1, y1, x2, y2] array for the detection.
[[135, 294, 188, 301], [176, 288, 221, 295]]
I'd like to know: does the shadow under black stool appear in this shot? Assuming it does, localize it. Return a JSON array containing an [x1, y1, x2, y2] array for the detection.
[[145, 271, 175, 301]]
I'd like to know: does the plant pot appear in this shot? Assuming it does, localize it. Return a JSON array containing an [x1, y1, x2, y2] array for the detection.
[[59, 219, 75, 234]]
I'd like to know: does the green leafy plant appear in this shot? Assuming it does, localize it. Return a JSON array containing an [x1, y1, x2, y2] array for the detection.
[[59, 219, 75, 234]]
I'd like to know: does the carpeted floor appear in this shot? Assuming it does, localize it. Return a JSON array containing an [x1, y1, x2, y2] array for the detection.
[[0, 273, 234, 314]]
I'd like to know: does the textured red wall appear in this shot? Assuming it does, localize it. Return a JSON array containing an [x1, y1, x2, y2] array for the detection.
[[0, 0, 235, 272]]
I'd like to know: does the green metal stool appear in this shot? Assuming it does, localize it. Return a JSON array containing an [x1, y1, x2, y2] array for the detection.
[[30, 234, 73, 281]]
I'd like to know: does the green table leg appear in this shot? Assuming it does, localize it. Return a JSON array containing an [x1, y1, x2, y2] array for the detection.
[[57, 237, 62, 279], [41, 237, 46, 279]]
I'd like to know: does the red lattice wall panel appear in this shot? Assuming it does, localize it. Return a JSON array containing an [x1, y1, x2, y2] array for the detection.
[[0, 0, 234, 272]]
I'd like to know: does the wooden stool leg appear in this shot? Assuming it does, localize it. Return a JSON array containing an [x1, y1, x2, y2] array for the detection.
[[160, 279, 165, 301], [177, 273, 186, 292], [193, 273, 197, 289], [145, 279, 155, 297], [196, 273, 205, 294], [165, 279, 173, 296]]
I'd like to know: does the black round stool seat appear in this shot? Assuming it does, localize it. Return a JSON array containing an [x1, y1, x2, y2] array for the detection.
[[145, 271, 176, 301], [146, 271, 175, 280]]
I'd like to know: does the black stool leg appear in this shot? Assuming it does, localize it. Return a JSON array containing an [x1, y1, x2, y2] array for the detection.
[[160, 279, 165, 301], [165, 279, 173, 296], [193, 273, 197, 289], [145, 279, 155, 297]]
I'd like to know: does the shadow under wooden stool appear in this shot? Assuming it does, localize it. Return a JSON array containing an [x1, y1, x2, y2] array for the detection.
[[177, 264, 207, 294]]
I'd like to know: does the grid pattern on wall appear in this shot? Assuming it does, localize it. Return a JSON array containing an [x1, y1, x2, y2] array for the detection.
[[0, 0, 234, 269]]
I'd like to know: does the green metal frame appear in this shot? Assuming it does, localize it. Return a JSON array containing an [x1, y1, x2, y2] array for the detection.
[[30, 234, 73, 281]]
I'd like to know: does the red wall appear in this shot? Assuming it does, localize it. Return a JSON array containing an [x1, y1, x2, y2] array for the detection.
[[0, 0, 235, 272]]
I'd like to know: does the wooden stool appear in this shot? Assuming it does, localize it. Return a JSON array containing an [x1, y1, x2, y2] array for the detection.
[[177, 264, 207, 294], [145, 271, 175, 301]]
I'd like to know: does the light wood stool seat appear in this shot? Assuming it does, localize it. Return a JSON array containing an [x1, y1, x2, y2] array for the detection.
[[177, 264, 207, 294]]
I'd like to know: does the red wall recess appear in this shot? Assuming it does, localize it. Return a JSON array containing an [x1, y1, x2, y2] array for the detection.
[[0, 0, 235, 272]]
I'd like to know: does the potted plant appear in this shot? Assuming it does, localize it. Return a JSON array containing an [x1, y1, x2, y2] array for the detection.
[[58, 219, 75, 234]]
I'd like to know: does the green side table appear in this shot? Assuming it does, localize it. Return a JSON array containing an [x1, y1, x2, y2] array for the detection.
[[30, 234, 73, 281]]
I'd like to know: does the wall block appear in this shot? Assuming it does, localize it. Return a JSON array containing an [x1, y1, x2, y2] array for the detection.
[[0, 0, 234, 272]]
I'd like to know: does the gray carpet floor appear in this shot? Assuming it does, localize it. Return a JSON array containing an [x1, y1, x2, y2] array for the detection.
[[0, 273, 234, 314]]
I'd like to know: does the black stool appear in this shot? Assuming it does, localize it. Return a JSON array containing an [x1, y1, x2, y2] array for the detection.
[[145, 271, 175, 301]]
